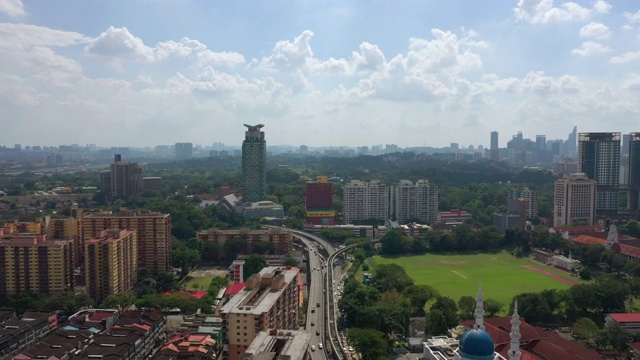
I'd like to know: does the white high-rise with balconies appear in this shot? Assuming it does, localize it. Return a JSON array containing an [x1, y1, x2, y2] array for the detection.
[[553, 173, 596, 226], [391, 179, 439, 225], [343, 180, 388, 224]]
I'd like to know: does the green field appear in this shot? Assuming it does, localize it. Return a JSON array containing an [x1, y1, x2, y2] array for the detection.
[[182, 275, 215, 290], [369, 252, 580, 310]]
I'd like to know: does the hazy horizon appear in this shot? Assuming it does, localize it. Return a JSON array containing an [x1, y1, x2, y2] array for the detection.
[[1, 0, 639, 148]]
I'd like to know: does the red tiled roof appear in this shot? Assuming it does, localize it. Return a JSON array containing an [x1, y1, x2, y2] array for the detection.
[[224, 282, 246, 296], [609, 313, 640, 323], [462, 317, 602, 360], [161, 290, 208, 300], [573, 235, 640, 259], [628, 342, 640, 351]]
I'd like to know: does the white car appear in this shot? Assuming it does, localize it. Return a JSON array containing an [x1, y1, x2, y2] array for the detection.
[[311, 345, 316, 351], [318, 343, 323, 349]]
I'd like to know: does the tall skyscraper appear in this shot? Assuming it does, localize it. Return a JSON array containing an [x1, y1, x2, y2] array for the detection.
[[628, 133, 640, 211], [343, 180, 389, 224], [554, 173, 596, 226], [174, 142, 193, 160], [110, 154, 143, 198], [564, 126, 577, 157], [490, 131, 499, 161], [242, 124, 267, 203], [390, 179, 439, 224], [578, 132, 620, 212]]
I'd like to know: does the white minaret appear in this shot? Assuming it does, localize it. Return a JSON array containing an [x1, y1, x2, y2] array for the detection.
[[508, 301, 522, 360], [475, 281, 485, 330]]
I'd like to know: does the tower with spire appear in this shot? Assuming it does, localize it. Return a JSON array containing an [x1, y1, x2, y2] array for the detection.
[[475, 281, 485, 330], [508, 301, 522, 360]]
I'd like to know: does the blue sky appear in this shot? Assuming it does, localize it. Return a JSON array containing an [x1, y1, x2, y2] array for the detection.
[[1, 0, 640, 148]]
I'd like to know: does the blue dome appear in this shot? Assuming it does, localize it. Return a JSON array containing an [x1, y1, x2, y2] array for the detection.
[[458, 328, 495, 360]]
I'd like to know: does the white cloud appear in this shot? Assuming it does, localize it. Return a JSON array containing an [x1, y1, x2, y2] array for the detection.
[[0, 23, 89, 50], [86, 28, 245, 69], [352, 42, 386, 72], [85, 26, 154, 62], [610, 51, 640, 64], [625, 10, 640, 23], [258, 30, 314, 71], [579, 22, 611, 39], [490, 71, 581, 95], [572, 41, 611, 56], [0, 0, 25, 17], [624, 74, 640, 91], [154, 37, 245, 67], [514, 0, 610, 24]]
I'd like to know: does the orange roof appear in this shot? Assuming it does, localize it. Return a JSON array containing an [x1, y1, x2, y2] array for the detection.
[[573, 235, 640, 259]]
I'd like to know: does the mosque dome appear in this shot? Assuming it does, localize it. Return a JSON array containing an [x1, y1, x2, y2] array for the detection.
[[458, 328, 495, 360]]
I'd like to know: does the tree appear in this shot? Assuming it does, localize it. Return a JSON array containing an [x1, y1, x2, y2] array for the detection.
[[572, 317, 599, 343], [380, 229, 406, 255], [372, 263, 414, 293], [207, 276, 229, 297], [223, 238, 247, 261], [283, 257, 298, 267], [430, 296, 459, 328], [155, 272, 178, 292], [244, 254, 267, 281], [339, 279, 381, 326], [251, 241, 275, 255], [402, 285, 439, 316], [40, 291, 94, 315], [347, 328, 388, 360], [171, 247, 200, 273], [579, 266, 592, 280], [425, 309, 449, 336], [201, 241, 221, 263], [484, 298, 503, 317], [101, 292, 136, 310], [458, 296, 475, 320]]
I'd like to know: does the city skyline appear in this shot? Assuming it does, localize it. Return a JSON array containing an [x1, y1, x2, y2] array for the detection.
[[2, 1, 640, 147]]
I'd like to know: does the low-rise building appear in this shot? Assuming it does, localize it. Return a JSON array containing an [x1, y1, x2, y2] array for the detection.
[[242, 329, 311, 360], [438, 210, 470, 225], [606, 313, 640, 332], [242, 201, 285, 220], [155, 331, 216, 360], [0, 311, 57, 358]]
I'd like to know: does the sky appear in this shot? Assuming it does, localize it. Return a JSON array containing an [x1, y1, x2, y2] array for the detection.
[[1, 0, 640, 149]]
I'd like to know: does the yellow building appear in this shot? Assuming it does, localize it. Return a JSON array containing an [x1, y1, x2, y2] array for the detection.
[[84, 229, 138, 304], [0, 231, 74, 297], [196, 227, 293, 256], [81, 209, 171, 274], [3, 218, 47, 234], [48, 217, 80, 267], [220, 267, 299, 360]]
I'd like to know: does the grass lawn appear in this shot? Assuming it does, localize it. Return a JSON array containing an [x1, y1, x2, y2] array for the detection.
[[182, 275, 215, 290], [369, 251, 582, 312]]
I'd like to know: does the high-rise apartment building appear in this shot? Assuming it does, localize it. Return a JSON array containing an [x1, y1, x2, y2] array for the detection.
[[490, 131, 500, 161], [110, 154, 143, 197], [242, 124, 267, 203], [81, 210, 171, 274], [220, 267, 299, 360], [628, 133, 640, 211], [85, 229, 138, 304], [48, 217, 80, 267], [196, 227, 293, 256], [578, 132, 620, 211], [507, 186, 539, 219], [305, 176, 335, 225], [174, 142, 193, 160], [554, 173, 596, 226], [390, 179, 439, 225], [0, 231, 74, 297], [343, 180, 389, 224]]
